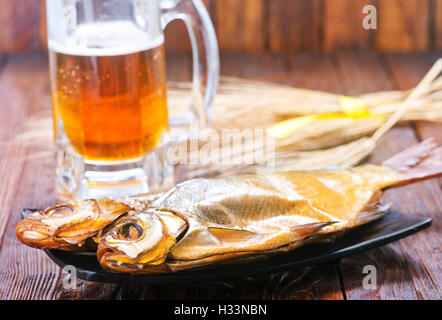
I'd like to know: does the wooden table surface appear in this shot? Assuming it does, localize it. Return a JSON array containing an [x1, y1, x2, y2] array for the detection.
[[0, 51, 441, 300]]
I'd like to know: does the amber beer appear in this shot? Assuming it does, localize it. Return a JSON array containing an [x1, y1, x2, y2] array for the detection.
[[49, 40, 169, 161]]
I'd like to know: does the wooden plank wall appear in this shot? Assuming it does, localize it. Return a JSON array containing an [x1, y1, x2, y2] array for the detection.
[[1, 0, 442, 53]]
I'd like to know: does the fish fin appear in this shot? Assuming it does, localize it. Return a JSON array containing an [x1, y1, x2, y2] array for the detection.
[[355, 204, 390, 225], [382, 139, 442, 185], [207, 227, 263, 244], [170, 222, 334, 262], [168, 223, 336, 271], [96, 199, 131, 218], [289, 222, 337, 237], [354, 190, 390, 226]]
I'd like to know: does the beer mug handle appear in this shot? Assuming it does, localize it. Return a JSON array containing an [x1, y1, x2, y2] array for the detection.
[[160, 0, 220, 129]]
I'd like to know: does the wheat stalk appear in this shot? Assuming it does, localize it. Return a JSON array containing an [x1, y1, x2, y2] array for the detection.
[[7, 60, 442, 181]]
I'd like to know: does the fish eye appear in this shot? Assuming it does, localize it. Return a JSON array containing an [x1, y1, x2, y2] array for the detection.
[[45, 205, 73, 218], [118, 223, 143, 241]]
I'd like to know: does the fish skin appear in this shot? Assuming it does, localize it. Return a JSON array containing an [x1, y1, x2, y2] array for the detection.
[[16, 199, 131, 251], [16, 142, 442, 273], [97, 209, 188, 273], [98, 165, 402, 273]]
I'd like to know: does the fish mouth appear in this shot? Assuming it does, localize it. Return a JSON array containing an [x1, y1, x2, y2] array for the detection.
[[97, 209, 188, 273], [16, 204, 75, 249], [16, 218, 55, 249], [16, 200, 131, 251]]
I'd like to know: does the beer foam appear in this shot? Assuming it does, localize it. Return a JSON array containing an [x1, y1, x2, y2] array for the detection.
[[49, 21, 164, 56]]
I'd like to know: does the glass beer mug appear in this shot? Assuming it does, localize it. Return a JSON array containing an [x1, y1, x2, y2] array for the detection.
[[46, 0, 219, 200]]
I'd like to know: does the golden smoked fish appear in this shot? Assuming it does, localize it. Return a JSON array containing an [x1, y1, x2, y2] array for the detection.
[[97, 141, 442, 273], [15, 194, 160, 251], [16, 141, 442, 273], [16, 199, 130, 251]]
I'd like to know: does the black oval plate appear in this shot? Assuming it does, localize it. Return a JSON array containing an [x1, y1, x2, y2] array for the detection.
[[21, 209, 431, 284]]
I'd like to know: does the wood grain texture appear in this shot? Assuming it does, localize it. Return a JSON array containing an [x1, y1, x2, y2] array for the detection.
[[0, 0, 46, 53], [339, 128, 442, 300], [1, 0, 442, 53], [333, 51, 392, 95], [38, 0, 48, 50], [199, 265, 343, 300], [435, 0, 442, 49], [322, 0, 375, 51], [288, 53, 341, 92], [376, 0, 431, 52], [335, 52, 442, 300], [383, 52, 442, 186], [215, 0, 267, 52], [197, 51, 344, 300], [268, 0, 321, 52], [0, 54, 199, 300], [0, 55, 58, 300], [0, 53, 441, 300]]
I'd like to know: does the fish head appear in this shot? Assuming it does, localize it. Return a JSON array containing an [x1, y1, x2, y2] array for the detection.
[[16, 199, 130, 250], [97, 209, 187, 273]]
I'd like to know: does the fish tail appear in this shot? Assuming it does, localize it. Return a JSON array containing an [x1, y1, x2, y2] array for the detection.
[[382, 139, 442, 186]]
